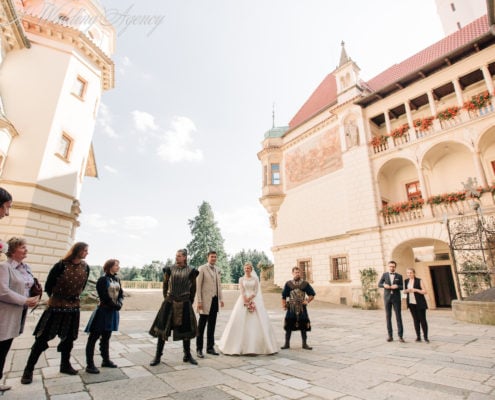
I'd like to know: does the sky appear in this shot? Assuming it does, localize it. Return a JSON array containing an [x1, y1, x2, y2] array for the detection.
[[75, 0, 445, 268]]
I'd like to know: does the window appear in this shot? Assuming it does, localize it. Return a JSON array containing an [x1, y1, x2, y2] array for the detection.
[[271, 163, 280, 185], [406, 181, 422, 201], [331, 256, 348, 281], [263, 165, 267, 187], [56, 132, 73, 161], [72, 75, 88, 100], [450, 3, 455, 11], [298, 259, 312, 282], [491, 160, 495, 174], [456, 22, 461, 30]]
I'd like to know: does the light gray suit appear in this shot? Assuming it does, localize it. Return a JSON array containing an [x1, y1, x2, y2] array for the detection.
[[196, 263, 223, 352]]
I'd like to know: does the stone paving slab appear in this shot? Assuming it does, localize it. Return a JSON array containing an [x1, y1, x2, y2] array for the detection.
[[1, 291, 495, 399]]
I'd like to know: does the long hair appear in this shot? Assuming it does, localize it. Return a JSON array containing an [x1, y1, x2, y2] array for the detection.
[[0, 187, 12, 207], [62, 242, 88, 262]]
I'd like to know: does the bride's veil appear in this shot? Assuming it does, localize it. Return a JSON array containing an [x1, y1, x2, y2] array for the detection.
[[253, 270, 266, 312]]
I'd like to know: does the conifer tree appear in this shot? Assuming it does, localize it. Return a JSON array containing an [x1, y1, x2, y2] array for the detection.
[[187, 201, 231, 282]]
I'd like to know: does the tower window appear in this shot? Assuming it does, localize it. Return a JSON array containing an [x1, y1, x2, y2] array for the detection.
[[271, 163, 280, 185], [72, 76, 88, 100], [450, 3, 455, 11], [56, 132, 74, 162]]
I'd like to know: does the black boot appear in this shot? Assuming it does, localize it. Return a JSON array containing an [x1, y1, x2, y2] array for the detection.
[[60, 351, 78, 375], [21, 340, 47, 384], [301, 331, 312, 350], [100, 331, 117, 368], [85, 332, 100, 374], [182, 340, 198, 365], [150, 338, 165, 366], [281, 331, 291, 349]]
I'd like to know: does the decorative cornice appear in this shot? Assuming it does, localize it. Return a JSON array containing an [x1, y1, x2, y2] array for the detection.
[[0, 0, 30, 50], [21, 14, 114, 90], [282, 115, 333, 152], [12, 201, 78, 221], [271, 226, 381, 252], [0, 179, 75, 200]]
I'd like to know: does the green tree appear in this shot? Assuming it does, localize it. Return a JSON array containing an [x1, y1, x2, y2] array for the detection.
[[229, 249, 272, 284], [187, 201, 231, 282], [141, 260, 165, 281]]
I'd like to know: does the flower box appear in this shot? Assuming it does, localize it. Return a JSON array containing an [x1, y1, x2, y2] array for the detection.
[[413, 116, 434, 132], [389, 123, 409, 138], [381, 199, 424, 216], [436, 106, 459, 121], [369, 135, 388, 147]]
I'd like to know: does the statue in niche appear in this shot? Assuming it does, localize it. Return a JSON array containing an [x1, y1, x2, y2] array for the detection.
[[345, 120, 360, 148]]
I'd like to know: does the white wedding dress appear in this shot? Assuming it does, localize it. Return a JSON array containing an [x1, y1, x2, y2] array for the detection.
[[218, 275, 278, 355]]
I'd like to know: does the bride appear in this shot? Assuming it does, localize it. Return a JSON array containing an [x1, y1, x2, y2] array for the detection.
[[218, 262, 278, 355]]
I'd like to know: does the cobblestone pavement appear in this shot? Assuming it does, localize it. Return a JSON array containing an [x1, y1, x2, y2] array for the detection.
[[1, 290, 495, 400]]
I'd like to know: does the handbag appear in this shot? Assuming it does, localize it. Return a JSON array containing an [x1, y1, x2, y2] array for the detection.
[[29, 277, 43, 298]]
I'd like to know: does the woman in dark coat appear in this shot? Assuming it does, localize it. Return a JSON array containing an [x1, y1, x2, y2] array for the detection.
[[404, 268, 429, 343], [84, 259, 123, 374], [149, 249, 198, 366]]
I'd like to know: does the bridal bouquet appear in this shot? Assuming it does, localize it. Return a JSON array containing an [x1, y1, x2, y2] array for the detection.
[[244, 300, 256, 313]]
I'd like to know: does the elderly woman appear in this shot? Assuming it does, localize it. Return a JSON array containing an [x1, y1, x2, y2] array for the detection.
[[84, 259, 124, 374], [0, 237, 39, 392]]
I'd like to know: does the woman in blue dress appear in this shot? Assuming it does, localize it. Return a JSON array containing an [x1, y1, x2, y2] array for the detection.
[[84, 259, 123, 374]]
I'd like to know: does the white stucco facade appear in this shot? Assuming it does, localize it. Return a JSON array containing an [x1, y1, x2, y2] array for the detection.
[[0, 0, 114, 278]]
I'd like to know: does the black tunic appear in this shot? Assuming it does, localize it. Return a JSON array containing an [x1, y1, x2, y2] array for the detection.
[[149, 265, 198, 341]]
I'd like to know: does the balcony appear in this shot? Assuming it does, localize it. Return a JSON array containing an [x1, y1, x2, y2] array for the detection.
[[381, 190, 495, 226], [369, 92, 495, 155]]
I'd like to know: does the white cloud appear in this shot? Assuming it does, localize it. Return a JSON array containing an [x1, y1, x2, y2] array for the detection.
[[157, 116, 203, 163], [121, 56, 131, 67], [81, 213, 158, 235], [132, 110, 158, 132], [97, 102, 118, 138], [104, 165, 118, 174], [82, 213, 118, 233], [123, 216, 159, 231], [216, 205, 272, 257]]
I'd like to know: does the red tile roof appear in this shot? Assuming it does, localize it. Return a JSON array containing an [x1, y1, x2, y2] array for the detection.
[[288, 74, 337, 128], [288, 15, 490, 130]]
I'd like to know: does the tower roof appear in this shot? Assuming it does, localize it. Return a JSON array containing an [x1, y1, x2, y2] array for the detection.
[[339, 41, 350, 67]]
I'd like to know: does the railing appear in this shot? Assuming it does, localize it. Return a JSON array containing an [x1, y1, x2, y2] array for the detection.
[[121, 281, 239, 290], [370, 103, 495, 155], [382, 192, 495, 226], [382, 208, 424, 225]]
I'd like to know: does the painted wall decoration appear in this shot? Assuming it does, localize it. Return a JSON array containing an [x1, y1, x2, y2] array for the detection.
[[285, 127, 342, 190]]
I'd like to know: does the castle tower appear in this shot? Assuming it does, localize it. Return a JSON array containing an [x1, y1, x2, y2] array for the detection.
[[0, 0, 115, 278], [435, 0, 486, 35]]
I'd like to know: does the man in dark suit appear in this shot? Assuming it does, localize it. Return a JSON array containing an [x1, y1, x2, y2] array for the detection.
[[378, 260, 404, 342]]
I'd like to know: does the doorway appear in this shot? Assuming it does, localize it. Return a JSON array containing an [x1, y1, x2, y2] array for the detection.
[[430, 265, 457, 307]]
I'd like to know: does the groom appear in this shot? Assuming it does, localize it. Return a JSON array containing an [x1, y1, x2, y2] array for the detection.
[[378, 260, 404, 342], [196, 250, 224, 358]]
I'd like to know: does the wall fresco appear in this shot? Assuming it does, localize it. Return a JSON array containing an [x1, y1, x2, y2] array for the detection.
[[285, 127, 342, 190]]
